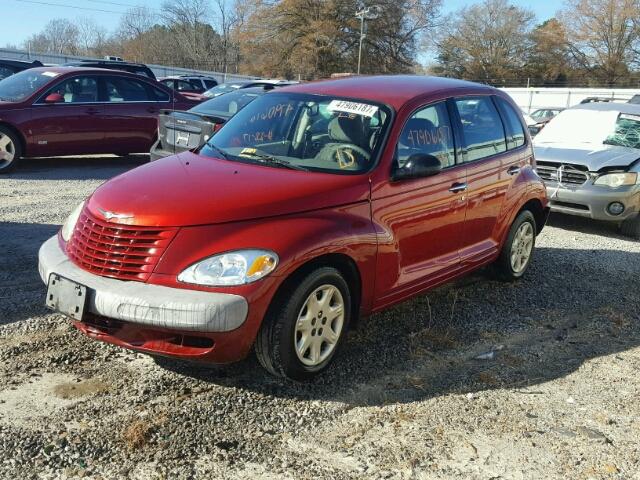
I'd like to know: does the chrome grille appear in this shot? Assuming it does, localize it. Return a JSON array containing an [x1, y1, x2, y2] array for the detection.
[[536, 162, 590, 185]]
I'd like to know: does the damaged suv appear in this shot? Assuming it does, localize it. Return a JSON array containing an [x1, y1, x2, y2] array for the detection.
[[39, 76, 548, 380], [534, 103, 640, 238]]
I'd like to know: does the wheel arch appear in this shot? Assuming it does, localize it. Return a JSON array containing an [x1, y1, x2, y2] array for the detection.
[[269, 252, 363, 328], [519, 198, 549, 235]]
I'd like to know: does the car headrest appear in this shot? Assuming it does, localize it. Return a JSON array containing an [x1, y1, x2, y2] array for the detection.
[[328, 115, 366, 146]]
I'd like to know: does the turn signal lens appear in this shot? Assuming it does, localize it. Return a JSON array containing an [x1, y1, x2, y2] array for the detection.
[[60, 201, 85, 242]]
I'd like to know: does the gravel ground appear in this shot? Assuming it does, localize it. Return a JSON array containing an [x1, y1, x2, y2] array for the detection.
[[1, 156, 639, 480]]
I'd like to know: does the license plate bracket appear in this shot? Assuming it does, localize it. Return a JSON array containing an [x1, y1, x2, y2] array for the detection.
[[46, 274, 88, 321]]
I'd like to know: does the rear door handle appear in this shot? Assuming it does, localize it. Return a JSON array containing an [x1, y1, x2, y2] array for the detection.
[[508, 166, 521, 176], [449, 182, 468, 193], [85, 107, 100, 115], [147, 107, 159, 114]]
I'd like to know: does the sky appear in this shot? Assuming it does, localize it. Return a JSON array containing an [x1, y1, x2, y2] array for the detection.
[[1, 0, 561, 49]]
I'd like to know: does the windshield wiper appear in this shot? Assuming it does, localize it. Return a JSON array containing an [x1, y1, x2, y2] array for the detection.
[[205, 143, 230, 160], [239, 151, 310, 171]]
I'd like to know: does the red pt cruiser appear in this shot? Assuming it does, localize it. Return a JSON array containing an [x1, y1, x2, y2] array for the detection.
[[39, 76, 549, 380]]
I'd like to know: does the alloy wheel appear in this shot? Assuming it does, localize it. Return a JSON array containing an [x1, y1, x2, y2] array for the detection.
[[294, 284, 345, 367], [0, 133, 15, 170], [510, 221, 534, 273]]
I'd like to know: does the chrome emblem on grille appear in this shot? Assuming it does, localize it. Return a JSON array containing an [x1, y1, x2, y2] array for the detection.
[[98, 208, 134, 222]]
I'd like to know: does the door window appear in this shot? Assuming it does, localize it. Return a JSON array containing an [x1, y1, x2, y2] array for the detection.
[[176, 80, 197, 92], [47, 76, 98, 103], [455, 97, 507, 161], [105, 77, 151, 102], [396, 102, 456, 169], [0, 66, 15, 80], [204, 79, 217, 89], [495, 97, 526, 150]]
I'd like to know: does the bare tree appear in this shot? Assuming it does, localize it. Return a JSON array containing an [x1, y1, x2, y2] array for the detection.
[[76, 17, 108, 56], [433, 0, 534, 83], [560, 0, 640, 85], [26, 19, 80, 55]]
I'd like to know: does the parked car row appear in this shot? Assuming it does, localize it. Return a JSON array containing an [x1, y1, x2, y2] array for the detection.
[[39, 75, 550, 380]]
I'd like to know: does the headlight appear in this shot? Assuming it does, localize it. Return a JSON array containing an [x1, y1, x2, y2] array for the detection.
[[177, 249, 278, 286], [594, 172, 638, 188], [60, 201, 85, 242]]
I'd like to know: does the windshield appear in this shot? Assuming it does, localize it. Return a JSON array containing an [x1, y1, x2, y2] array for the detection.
[[203, 83, 245, 98], [190, 89, 262, 117], [0, 69, 58, 102], [534, 108, 640, 150], [199, 92, 391, 174]]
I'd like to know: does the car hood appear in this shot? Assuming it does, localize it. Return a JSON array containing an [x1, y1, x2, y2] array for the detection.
[[534, 142, 640, 171], [87, 152, 370, 227]]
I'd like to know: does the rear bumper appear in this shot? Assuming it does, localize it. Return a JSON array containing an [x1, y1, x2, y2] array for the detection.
[[544, 182, 640, 221], [38, 236, 248, 333]]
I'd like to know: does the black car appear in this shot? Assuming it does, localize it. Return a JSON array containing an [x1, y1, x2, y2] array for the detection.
[[0, 59, 43, 80], [202, 80, 297, 98], [150, 87, 270, 160], [63, 60, 156, 80]]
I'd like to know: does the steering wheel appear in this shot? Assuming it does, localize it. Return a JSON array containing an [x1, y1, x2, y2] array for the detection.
[[319, 143, 371, 170]]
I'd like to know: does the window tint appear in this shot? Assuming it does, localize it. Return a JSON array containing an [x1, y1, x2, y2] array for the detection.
[[0, 67, 15, 80], [495, 97, 525, 149], [396, 102, 456, 169], [204, 79, 217, 89], [455, 97, 506, 161], [105, 77, 151, 102], [160, 79, 174, 89], [48, 76, 98, 103], [176, 80, 197, 91], [149, 85, 171, 102]]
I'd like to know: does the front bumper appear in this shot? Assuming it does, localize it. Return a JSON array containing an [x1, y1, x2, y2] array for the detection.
[[38, 236, 248, 333], [544, 181, 640, 221]]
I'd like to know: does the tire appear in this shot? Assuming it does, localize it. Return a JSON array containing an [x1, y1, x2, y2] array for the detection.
[[621, 214, 640, 239], [0, 126, 21, 174], [494, 210, 537, 281], [255, 267, 352, 381]]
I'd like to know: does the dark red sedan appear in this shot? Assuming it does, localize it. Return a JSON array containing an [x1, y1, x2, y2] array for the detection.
[[0, 66, 198, 173], [39, 75, 549, 380]]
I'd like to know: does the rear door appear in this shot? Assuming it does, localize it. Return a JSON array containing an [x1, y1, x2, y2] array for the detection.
[[453, 95, 526, 268], [372, 100, 467, 308], [101, 75, 170, 153], [31, 75, 105, 156]]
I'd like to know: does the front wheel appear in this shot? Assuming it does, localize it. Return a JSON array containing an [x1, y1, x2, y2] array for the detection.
[[621, 214, 640, 239], [0, 126, 21, 174], [494, 210, 537, 281], [255, 267, 351, 380]]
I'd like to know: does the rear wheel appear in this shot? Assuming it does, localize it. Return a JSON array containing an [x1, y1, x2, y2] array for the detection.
[[621, 214, 640, 239], [0, 126, 21, 174], [494, 210, 537, 281], [255, 267, 351, 381]]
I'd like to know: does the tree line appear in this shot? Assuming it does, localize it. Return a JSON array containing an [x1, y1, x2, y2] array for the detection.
[[13, 0, 640, 87]]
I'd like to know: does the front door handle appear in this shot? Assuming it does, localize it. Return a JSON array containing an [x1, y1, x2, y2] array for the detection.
[[449, 182, 468, 193], [508, 166, 521, 176]]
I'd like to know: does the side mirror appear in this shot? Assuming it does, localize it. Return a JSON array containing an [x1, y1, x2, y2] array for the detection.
[[44, 93, 64, 104], [393, 153, 442, 181]]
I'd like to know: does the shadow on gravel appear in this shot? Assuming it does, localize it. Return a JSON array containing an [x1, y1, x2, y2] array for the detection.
[[547, 212, 635, 240], [156, 245, 640, 407], [0, 222, 59, 325], [5, 155, 148, 181]]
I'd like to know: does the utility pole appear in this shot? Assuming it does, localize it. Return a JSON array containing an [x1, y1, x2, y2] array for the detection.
[[355, 6, 379, 75]]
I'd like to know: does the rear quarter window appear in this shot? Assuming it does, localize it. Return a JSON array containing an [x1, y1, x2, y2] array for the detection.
[[495, 96, 526, 150]]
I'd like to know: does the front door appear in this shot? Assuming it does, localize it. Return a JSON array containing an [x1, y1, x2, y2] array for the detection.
[[31, 75, 105, 156], [372, 100, 467, 309]]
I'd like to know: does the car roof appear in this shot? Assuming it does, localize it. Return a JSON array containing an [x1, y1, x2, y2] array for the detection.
[[68, 60, 149, 68], [278, 75, 494, 110], [0, 58, 43, 68], [568, 102, 640, 115], [25, 66, 158, 79]]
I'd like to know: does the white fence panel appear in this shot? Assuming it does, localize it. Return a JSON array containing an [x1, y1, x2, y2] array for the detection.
[[501, 87, 640, 113]]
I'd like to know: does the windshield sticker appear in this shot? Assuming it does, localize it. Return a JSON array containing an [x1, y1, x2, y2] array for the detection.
[[327, 100, 379, 118], [41, 71, 60, 77]]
